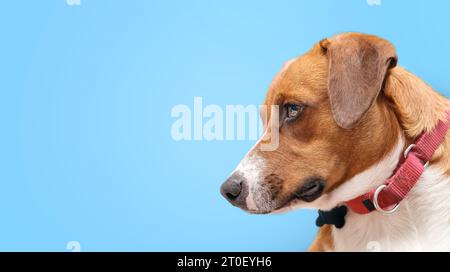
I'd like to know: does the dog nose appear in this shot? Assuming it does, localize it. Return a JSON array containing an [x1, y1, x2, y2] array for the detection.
[[220, 172, 248, 207], [221, 178, 242, 200]]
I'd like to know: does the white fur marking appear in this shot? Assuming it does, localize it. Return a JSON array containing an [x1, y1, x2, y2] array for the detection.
[[232, 132, 268, 211], [333, 166, 450, 251]]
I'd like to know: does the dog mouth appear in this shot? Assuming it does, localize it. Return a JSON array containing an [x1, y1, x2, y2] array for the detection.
[[246, 197, 302, 214], [246, 177, 326, 214], [293, 177, 326, 202], [246, 198, 301, 214]]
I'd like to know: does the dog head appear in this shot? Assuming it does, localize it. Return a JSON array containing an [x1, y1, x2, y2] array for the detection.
[[220, 33, 402, 214]]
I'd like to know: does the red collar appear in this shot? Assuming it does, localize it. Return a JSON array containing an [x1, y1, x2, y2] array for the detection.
[[346, 111, 450, 215]]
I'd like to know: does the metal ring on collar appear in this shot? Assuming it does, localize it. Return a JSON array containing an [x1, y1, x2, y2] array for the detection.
[[403, 144, 416, 159], [373, 184, 400, 215]]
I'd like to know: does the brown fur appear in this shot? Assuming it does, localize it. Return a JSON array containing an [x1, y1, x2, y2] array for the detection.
[[308, 225, 333, 252], [251, 33, 449, 251], [307, 36, 450, 252], [384, 67, 450, 171]]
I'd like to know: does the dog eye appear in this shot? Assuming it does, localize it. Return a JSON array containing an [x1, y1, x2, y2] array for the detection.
[[285, 103, 305, 121]]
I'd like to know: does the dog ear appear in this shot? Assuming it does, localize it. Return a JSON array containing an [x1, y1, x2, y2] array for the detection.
[[321, 34, 397, 129]]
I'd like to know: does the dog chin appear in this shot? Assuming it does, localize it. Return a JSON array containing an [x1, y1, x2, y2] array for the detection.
[[245, 198, 304, 215], [270, 199, 304, 214], [246, 209, 272, 215]]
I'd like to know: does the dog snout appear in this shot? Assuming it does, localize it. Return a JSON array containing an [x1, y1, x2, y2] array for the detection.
[[220, 171, 249, 209]]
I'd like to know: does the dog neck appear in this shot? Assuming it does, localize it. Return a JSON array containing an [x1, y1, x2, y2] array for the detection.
[[332, 164, 450, 251], [385, 67, 450, 173], [385, 67, 450, 137]]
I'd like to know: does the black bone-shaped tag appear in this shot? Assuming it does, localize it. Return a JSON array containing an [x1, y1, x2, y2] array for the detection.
[[315, 205, 348, 229]]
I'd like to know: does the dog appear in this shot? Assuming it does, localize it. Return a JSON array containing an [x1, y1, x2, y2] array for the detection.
[[220, 33, 450, 251]]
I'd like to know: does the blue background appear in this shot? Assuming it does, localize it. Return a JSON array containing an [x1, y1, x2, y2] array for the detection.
[[1, 0, 449, 251]]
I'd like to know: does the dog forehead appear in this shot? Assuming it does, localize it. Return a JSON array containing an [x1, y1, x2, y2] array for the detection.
[[269, 58, 296, 88], [264, 50, 327, 105], [264, 58, 300, 103]]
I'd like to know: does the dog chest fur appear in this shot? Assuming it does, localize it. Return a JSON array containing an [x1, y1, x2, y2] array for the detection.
[[332, 166, 450, 251]]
